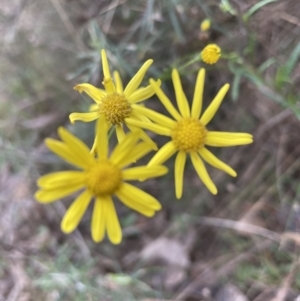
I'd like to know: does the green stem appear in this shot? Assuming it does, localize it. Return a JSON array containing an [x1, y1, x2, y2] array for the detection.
[[178, 54, 200, 71]]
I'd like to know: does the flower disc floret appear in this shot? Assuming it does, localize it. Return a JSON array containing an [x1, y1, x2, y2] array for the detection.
[[85, 160, 122, 196], [99, 93, 132, 125], [171, 118, 207, 152]]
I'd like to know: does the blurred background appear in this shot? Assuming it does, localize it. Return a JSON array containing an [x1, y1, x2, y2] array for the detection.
[[1, 0, 300, 300]]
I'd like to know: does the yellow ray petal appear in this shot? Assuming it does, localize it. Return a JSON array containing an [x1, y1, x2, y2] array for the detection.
[[96, 116, 109, 159], [199, 147, 236, 177], [117, 182, 161, 211], [190, 152, 217, 195], [130, 109, 152, 123], [113, 70, 124, 94], [91, 198, 105, 243], [116, 124, 126, 143], [117, 142, 153, 169], [89, 103, 98, 112], [200, 83, 230, 125], [102, 76, 116, 94], [45, 139, 88, 170], [58, 127, 95, 167], [35, 183, 85, 203], [73, 83, 106, 103], [116, 185, 155, 217], [104, 197, 122, 244], [69, 111, 99, 124], [205, 131, 253, 147], [174, 151, 186, 199], [122, 165, 168, 180], [172, 69, 190, 118], [37, 171, 85, 189], [128, 80, 161, 104], [207, 131, 253, 139], [132, 104, 176, 129], [101, 49, 112, 79], [124, 59, 153, 98], [90, 118, 99, 155], [148, 141, 177, 166], [149, 79, 182, 121], [110, 131, 141, 166], [126, 117, 171, 136], [101, 50, 115, 94], [61, 189, 92, 233], [123, 182, 161, 210], [126, 123, 157, 150], [191, 68, 205, 119]]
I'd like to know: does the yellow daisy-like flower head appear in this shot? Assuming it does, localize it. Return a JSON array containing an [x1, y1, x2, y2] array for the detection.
[[70, 49, 160, 151], [35, 119, 168, 244], [201, 44, 221, 65], [131, 68, 253, 198]]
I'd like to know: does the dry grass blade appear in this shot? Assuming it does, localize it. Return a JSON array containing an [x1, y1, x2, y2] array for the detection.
[[6, 258, 30, 301], [49, 0, 85, 50], [281, 232, 300, 247], [196, 217, 281, 242], [280, 12, 300, 26]]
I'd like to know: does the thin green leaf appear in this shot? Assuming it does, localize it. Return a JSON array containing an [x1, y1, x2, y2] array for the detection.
[[258, 58, 276, 73], [167, 2, 185, 43], [219, 0, 237, 15], [285, 42, 300, 76], [243, 0, 278, 22], [231, 73, 242, 101]]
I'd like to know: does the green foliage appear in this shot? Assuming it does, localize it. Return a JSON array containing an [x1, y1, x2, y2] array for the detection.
[[275, 42, 300, 90], [31, 244, 161, 301], [235, 250, 300, 290]]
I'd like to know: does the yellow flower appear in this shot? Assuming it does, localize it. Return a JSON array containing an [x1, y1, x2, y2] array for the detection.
[[200, 19, 211, 32], [201, 44, 221, 65], [70, 49, 159, 152], [129, 68, 253, 198], [35, 119, 168, 244]]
